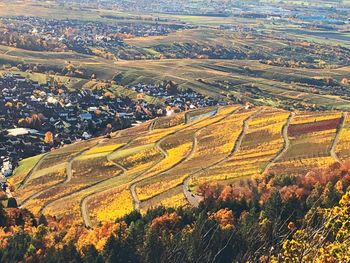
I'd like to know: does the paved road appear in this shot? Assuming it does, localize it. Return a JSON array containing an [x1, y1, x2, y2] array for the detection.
[[148, 118, 157, 132]]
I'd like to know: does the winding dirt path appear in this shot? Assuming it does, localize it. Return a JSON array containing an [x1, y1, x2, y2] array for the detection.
[[183, 108, 263, 207], [138, 107, 242, 209], [44, 139, 131, 228], [148, 118, 157, 132], [81, 112, 194, 227], [19, 140, 101, 207], [80, 118, 191, 227], [263, 112, 295, 174], [129, 109, 219, 211], [17, 153, 48, 190], [330, 112, 347, 164], [54, 107, 219, 227], [81, 190, 99, 228]]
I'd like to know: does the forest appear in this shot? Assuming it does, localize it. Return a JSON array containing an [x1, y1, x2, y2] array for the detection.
[[1, 161, 350, 262]]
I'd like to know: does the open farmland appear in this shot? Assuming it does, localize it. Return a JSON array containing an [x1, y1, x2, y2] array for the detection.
[[10, 105, 350, 226], [269, 111, 343, 175], [1, 46, 350, 110]]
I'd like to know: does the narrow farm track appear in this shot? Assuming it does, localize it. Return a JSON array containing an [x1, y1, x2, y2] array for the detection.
[[263, 112, 295, 174], [330, 112, 347, 164], [39, 140, 114, 214], [80, 111, 195, 226], [80, 136, 145, 227], [81, 190, 98, 227], [129, 110, 219, 211], [80, 108, 222, 225], [183, 108, 263, 207], [45, 138, 133, 228], [80, 122, 187, 226], [38, 134, 128, 214], [19, 140, 102, 207], [139, 106, 242, 209], [17, 153, 48, 190], [148, 118, 157, 132]]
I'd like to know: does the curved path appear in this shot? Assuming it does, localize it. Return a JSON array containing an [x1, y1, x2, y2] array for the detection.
[[137, 106, 242, 209], [81, 111, 193, 227], [148, 118, 157, 132], [183, 108, 263, 207], [54, 118, 181, 227], [38, 137, 129, 220], [263, 112, 295, 174], [45, 139, 132, 228], [330, 112, 347, 164], [81, 108, 224, 226], [17, 153, 48, 190], [19, 140, 102, 207], [36, 107, 219, 227], [129, 109, 221, 210]]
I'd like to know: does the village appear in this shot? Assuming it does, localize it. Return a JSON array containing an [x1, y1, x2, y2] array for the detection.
[[0, 16, 190, 54], [0, 74, 226, 185]]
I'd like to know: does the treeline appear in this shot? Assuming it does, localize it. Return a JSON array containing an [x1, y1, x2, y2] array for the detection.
[[1, 162, 350, 262]]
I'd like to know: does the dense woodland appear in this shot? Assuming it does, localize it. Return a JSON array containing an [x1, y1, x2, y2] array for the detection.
[[1, 161, 350, 262]]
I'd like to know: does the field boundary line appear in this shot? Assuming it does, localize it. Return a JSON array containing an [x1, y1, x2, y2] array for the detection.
[[19, 139, 102, 207], [263, 112, 295, 174], [330, 112, 347, 164], [182, 107, 263, 207], [138, 106, 242, 208], [17, 153, 49, 190], [79, 107, 221, 226]]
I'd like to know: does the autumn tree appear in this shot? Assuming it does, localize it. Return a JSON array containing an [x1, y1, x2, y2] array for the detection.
[[44, 131, 54, 144]]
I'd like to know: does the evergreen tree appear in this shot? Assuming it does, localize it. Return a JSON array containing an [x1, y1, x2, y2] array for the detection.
[[7, 197, 18, 208], [82, 245, 101, 263], [144, 227, 163, 263], [1, 232, 31, 263], [57, 242, 83, 263], [264, 190, 283, 222], [321, 182, 340, 208], [0, 203, 7, 227], [38, 214, 48, 226]]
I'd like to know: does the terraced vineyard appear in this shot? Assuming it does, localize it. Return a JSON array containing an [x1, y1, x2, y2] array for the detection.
[[11, 105, 349, 226]]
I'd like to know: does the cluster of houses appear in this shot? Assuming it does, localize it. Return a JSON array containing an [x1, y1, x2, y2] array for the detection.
[[0, 16, 189, 54], [0, 74, 152, 175], [130, 81, 227, 115]]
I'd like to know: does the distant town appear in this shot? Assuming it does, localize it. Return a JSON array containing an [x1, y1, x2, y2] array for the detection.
[[0, 16, 192, 59]]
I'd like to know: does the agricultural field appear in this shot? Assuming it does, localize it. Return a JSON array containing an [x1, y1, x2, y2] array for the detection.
[[334, 113, 350, 161], [196, 108, 290, 185], [10, 105, 350, 226], [0, 45, 349, 110], [269, 111, 343, 175]]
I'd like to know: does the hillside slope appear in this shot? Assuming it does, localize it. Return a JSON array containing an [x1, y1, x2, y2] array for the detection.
[[10, 105, 350, 226]]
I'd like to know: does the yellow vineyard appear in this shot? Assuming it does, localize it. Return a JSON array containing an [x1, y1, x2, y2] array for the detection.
[[11, 105, 348, 226]]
